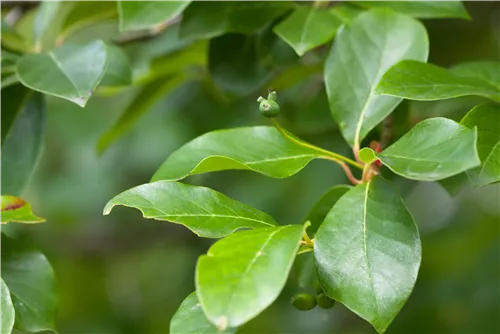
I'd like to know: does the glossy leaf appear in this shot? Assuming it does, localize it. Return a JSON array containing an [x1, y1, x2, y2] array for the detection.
[[1, 250, 57, 333], [196, 224, 304, 328], [17, 40, 107, 107], [273, 6, 342, 56], [151, 126, 324, 182], [461, 104, 500, 186], [104, 181, 276, 238], [304, 185, 351, 234], [1, 278, 15, 334], [1, 195, 45, 224], [353, 1, 470, 19], [33, 1, 61, 48], [170, 292, 236, 334], [118, 1, 190, 32], [324, 9, 428, 147], [1, 90, 45, 196], [451, 61, 500, 89], [180, 1, 293, 40], [376, 60, 500, 103], [375, 118, 480, 181], [99, 43, 132, 87], [314, 176, 421, 333]]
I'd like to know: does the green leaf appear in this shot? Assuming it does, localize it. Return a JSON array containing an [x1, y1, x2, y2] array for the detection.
[[375, 118, 480, 181], [352, 1, 470, 19], [358, 147, 378, 164], [1, 278, 15, 334], [196, 224, 304, 328], [1, 195, 45, 224], [273, 6, 342, 56], [304, 185, 350, 234], [17, 40, 107, 107], [170, 292, 236, 334], [118, 1, 190, 32], [1, 75, 19, 90], [99, 43, 132, 87], [151, 126, 324, 182], [324, 9, 428, 148], [180, 1, 293, 40], [314, 176, 420, 333], [1, 90, 45, 196], [1, 250, 57, 333], [1, 21, 28, 53], [375, 60, 500, 103], [451, 61, 500, 89], [33, 1, 61, 48], [104, 181, 276, 238], [461, 104, 500, 186], [329, 4, 363, 23]]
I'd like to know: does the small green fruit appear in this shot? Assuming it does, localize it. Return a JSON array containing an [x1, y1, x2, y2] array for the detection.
[[267, 89, 278, 101], [259, 99, 280, 118], [291, 293, 317, 311], [314, 281, 323, 295], [317, 293, 336, 309]]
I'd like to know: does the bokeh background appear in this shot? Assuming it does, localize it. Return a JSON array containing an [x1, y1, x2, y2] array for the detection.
[[3, 1, 499, 333]]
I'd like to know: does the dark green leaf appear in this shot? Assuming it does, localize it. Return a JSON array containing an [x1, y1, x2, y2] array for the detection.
[[273, 6, 342, 56], [324, 9, 428, 148], [104, 181, 276, 238], [376, 118, 480, 181], [1, 278, 15, 334], [375, 60, 500, 102], [180, 1, 293, 40], [197, 225, 304, 328], [33, 1, 61, 49], [314, 176, 420, 333], [118, 1, 190, 31], [461, 104, 500, 186], [451, 61, 500, 89], [353, 1, 470, 19], [17, 41, 107, 107], [2, 250, 57, 333], [1, 195, 45, 224], [1, 91, 45, 196], [151, 126, 325, 182], [99, 43, 132, 87], [304, 185, 351, 234], [170, 292, 236, 334]]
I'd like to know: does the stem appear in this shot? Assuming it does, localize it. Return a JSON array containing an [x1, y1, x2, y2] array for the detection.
[[303, 230, 314, 247]]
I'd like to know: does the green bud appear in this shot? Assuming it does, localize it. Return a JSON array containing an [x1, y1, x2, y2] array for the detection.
[[316, 293, 336, 309], [291, 293, 317, 311], [314, 281, 323, 295], [259, 99, 280, 118]]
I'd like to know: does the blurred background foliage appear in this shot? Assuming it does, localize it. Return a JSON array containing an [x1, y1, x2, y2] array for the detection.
[[1, 1, 499, 333]]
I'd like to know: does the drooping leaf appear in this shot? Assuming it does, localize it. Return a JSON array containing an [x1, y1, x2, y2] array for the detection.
[[273, 5, 342, 56], [1, 278, 15, 334], [375, 60, 500, 103], [104, 181, 276, 238], [179, 1, 293, 40], [353, 1, 470, 19], [324, 9, 428, 148], [99, 43, 132, 87], [314, 176, 421, 333], [151, 126, 326, 182], [170, 292, 237, 334], [450, 61, 500, 89], [374, 118, 480, 181], [118, 1, 190, 31], [16, 40, 107, 107], [1, 195, 45, 224], [33, 1, 61, 49], [196, 224, 304, 328], [1, 250, 57, 333], [304, 185, 351, 234], [1, 90, 45, 196], [460, 104, 500, 186], [209, 34, 270, 97]]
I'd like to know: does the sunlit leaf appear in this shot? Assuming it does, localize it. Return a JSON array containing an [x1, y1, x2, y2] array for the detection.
[[1, 278, 15, 334], [118, 1, 190, 31], [353, 1, 470, 19], [451, 61, 500, 89], [1, 195, 45, 224]]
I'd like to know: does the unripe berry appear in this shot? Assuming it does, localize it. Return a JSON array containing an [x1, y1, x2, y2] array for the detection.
[[258, 99, 280, 118], [291, 293, 317, 311], [316, 293, 336, 309]]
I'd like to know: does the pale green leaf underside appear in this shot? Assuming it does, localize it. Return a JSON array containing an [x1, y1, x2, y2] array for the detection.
[[376, 60, 500, 103], [273, 6, 342, 56], [314, 176, 421, 333], [1, 195, 45, 224], [197, 225, 304, 328], [461, 104, 500, 186], [353, 1, 470, 19], [377, 117, 480, 181], [1, 278, 15, 334], [170, 292, 236, 334], [103, 181, 276, 238], [324, 8, 429, 147], [151, 126, 324, 182], [118, 1, 191, 31], [16, 40, 107, 107]]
